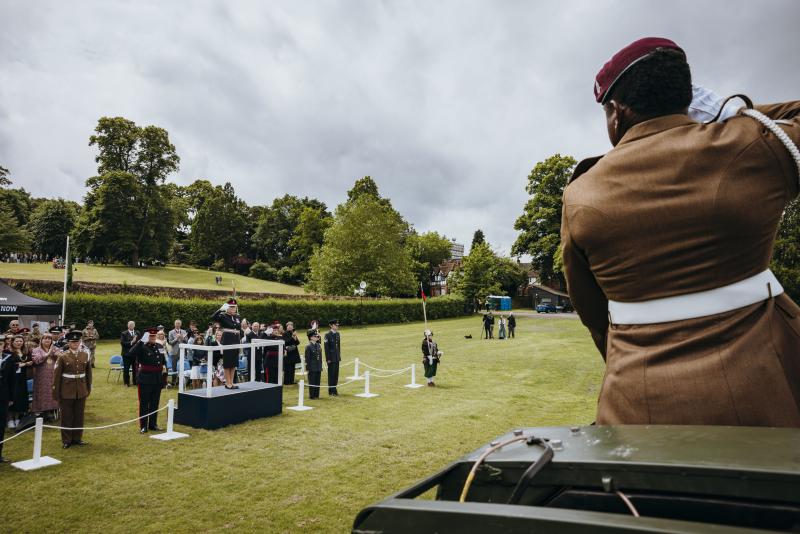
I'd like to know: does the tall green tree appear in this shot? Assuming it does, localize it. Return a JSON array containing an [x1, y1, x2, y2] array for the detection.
[[448, 242, 503, 309], [252, 195, 329, 269], [0, 208, 31, 254], [406, 231, 452, 292], [307, 195, 416, 297], [75, 117, 180, 265], [26, 199, 80, 258], [189, 182, 249, 268], [772, 198, 800, 301], [287, 205, 333, 282], [471, 229, 486, 249], [512, 154, 576, 286]]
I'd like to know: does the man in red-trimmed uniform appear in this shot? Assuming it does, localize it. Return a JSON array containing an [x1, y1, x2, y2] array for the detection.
[[128, 327, 167, 433]]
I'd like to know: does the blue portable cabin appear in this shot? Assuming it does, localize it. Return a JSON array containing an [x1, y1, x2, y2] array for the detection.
[[486, 295, 512, 311]]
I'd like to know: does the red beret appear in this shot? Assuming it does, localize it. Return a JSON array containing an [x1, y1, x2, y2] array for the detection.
[[594, 37, 684, 104], [227, 298, 237, 305]]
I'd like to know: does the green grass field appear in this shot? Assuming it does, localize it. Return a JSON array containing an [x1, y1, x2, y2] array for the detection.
[[0, 315, 601, 533], [0, 262, 307, 294]]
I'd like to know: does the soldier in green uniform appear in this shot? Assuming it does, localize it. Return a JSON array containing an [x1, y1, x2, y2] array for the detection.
[[52, 330, 92, 448]]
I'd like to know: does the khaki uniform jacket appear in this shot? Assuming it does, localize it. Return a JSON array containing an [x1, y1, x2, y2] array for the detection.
[[53, 349, 92, 400], [562, 102, 800, 427], [82, 327, 99, 349]]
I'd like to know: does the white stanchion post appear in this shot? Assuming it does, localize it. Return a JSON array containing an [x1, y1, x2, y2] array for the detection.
[[206, 345, 213, 398], [347, 357, 363, 380], [405, 363, 424, 389], [12, 417, 61, 471], [299, 354, 307, 376], [288, 380, 313, 411], [178, 346, 185, 394], [152, 399, 189, 441], [278, 343, 284, 386], [250, 339, 256, 383], [355, 370, 378, 398]]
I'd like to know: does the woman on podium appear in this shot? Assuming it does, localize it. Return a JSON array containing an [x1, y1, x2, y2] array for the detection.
[[211, 298, 242, 390]]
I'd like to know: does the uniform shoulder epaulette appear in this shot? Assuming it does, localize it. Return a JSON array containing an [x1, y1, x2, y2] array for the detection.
[[568, 155, 604, 185]]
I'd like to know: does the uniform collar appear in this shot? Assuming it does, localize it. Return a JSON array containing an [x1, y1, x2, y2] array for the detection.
[[617, 113, 696, 146]]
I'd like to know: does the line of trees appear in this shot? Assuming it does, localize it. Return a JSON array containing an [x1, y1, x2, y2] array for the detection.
[[1, 117, 461, 298]]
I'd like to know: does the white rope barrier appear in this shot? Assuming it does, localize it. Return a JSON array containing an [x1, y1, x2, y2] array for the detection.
[[301, 377, 361, 389], [360, 361, 409, 373], [43, 404, 169, 431], [10, 401, 183, 472], [368, 366, 413, 378], [0, 424, 35, 446]]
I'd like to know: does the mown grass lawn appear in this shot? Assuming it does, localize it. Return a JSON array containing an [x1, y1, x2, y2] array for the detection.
[[0, 314, 602, 533], [0, 262, 307, 294]]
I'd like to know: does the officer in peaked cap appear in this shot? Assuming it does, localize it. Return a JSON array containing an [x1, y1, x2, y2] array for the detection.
[[127, 327, 167, 433], [324, 319, 341, 396], [562, 37, 800, 427], [305, 329, 323, 399], [52, 329, 92, 448]]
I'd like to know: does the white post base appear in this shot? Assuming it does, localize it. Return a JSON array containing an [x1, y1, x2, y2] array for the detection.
[[12, 456, 61, 471], [405, 383, 425, 389], [354, 392, 379, 398], [288, 380, 313, 411], [151, 431, 189, 441], [355, 371, 378, 398], [347, 357, 364, 380], [405, 363, 425, 388]]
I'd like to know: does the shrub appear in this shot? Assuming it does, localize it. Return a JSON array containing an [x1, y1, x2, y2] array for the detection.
[[30, 292, 468, 338], [249, 261, 278, 281]]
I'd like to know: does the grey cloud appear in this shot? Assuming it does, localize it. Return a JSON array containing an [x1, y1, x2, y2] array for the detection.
[[1, 0, 798, 255]]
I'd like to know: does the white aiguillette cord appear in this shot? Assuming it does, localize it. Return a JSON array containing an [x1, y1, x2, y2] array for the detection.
[[741, 108, 800, 185]]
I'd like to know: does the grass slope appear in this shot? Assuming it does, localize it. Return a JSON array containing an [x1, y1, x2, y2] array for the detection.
[[0, 315, 602, 533], [0, 262, 307, 294]]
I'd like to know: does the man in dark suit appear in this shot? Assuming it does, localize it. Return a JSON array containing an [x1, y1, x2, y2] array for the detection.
[[324, 319, 341, 396], [120, 321, 140, 386]]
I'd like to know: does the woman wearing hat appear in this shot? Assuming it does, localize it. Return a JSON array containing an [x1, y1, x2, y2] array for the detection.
[[421, 330, 442, 387], [31, 331, 61, 420], [211, 298, 243, 389]]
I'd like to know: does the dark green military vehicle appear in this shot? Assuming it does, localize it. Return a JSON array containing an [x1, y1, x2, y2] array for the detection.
[[353, 425, 800, 533]]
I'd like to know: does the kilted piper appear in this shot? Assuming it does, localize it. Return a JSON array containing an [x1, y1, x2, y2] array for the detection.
[[52, 330, 92, 448], [211, 298, 243, 389]]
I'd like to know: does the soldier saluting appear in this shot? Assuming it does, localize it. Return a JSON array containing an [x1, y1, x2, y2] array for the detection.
[[52, 330, 92, 448], [211, 298, 242, 389], [128, 327, 167, 433]]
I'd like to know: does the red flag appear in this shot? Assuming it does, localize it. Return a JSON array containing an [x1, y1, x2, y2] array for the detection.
[[420, 283, 427, 302]]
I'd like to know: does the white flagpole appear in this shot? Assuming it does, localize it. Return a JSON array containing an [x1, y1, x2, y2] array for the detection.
[[420, 283, 428, 329], [61, 236, 69, 324]]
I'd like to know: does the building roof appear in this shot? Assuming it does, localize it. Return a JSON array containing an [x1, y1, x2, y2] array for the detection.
[[529, 283, 570, 298]]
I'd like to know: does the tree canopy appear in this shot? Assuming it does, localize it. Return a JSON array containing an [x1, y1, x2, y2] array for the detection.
[[307, 194, 416, 297], [27, 198, 79, 258], [512, 154, 576, 286], [75, 117, 181, 265]]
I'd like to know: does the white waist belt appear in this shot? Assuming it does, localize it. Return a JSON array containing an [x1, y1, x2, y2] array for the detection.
[[608, 269, 783, 325], [62, 373, 86, 379]]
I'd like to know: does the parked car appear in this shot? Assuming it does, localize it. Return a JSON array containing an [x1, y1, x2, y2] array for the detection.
[[536, 303, 557, 313]]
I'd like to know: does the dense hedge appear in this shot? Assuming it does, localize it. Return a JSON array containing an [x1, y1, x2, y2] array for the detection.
[[31, 292, 468, 339]]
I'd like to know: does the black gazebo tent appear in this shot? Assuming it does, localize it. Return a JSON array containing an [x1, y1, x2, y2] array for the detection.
[[0, 281, 61, 320]]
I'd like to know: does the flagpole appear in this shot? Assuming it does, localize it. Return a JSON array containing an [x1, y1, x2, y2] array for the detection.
[[61, 236, 70, 325], [420, 282, 428, 328]]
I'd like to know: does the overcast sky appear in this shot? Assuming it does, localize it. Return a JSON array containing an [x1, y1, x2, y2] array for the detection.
[[1, 0, 798, 255]]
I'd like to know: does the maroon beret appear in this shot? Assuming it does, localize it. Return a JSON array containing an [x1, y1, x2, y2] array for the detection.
[[594, 37, 684, 104]]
